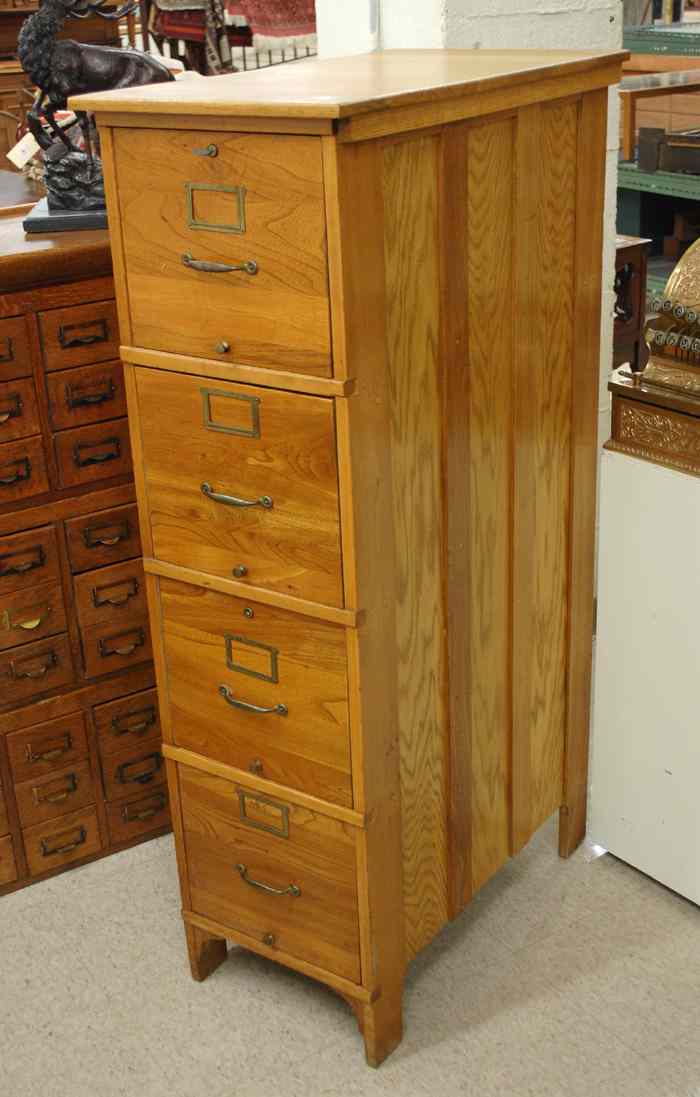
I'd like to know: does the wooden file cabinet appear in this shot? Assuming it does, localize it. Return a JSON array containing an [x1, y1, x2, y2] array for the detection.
[[77, 48, 625, 1065], [0, 216, 170, 897]]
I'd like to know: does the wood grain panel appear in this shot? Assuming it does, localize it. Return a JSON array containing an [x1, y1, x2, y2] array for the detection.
[[512, 102, 575, 851], [382, 134, 448, 958], [465, 118, 515, 893]]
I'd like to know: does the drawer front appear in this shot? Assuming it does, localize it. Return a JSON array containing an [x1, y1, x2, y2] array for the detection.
[[47, 360, 127, 431], [0, 834, 17, 886], [8, 711, 89, 783], [0, 525, 60, 597], [94, 686, 160, 758], [15, 760, 95, 828], [74, 558, 146, 629], [0, 315, 32, 382], [54, 417, 132, 490], [0, 377, 40, 442], [23, 805, 102, 877], [160, 578, 352, 806], [82, 614, 152, 679], [0, 436, 49, 504], [38, 300, 119, 372], [102, 738, 165, 801], [0, 580, 66, 652], [0, 783, 9, 835], [114, 129, 331, 375], [135, 369, 343, 606], [106, 785, 170, 845], [65, 502, 141, 573], [0, 633, 75, 706], [180, 765, 360, 982]]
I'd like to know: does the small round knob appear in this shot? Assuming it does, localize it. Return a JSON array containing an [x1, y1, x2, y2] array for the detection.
[[216, 341, 231, 354], [262, 933, 275, 947], [249, 759, 263, 776], [233, 565, 248, 578], [243, 607, 254, 619]]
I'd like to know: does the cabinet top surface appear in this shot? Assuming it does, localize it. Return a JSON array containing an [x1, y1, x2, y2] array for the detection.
[[72, 48, 627, 121], [0, 212, 112, 295]]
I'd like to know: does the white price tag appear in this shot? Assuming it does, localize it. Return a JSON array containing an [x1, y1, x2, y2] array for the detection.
[[6, 132, 40, 170]]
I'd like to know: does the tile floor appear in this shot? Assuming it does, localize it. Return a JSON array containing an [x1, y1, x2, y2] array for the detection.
[[0, 817, 698, 1097]]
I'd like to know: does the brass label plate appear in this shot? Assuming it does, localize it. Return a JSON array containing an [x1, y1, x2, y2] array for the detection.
[[225, 633, 279, 683], [237, 790, 290, 839], [200, 388, 261, 438], [185, 183, 247, 234]]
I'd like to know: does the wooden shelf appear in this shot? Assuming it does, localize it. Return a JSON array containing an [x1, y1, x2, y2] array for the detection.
[[618, 161, 700, 199]]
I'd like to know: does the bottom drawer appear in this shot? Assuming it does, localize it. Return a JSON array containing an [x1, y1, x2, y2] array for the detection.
[[0, 834, 17, 886], [23, 806, 102, 877], [178, 764, 361, 983], [106, 786, 170, 846]]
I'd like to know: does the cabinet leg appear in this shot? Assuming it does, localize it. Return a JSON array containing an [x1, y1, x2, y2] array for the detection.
[[185, 922, 228, 982], [355, 989, 403, 1068]]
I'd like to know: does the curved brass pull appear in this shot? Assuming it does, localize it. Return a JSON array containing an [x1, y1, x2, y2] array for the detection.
[[235, 863, 300, 898], [34, 774, 77, 805], [183, 252, 258, 276], [0, 392, 22, 425], [40, 825, 87, 858], [66, 379, 115, 409], [111, 706, 157, 737], [99, 628, 145, 659], [219, 684, 287, 717], [92, 578, 139, 608], [26, 734, 72, 764], [11, 651, 57, 680], [201, 483, 273, 510], [0, 457, 31, 486], [7, 603, 51, 631]]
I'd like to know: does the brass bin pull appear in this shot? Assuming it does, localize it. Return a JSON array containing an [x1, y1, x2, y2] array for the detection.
[[92, 577, 139, 608], [201, 483, 273, 510], [5, 603, 52, 632], [33, 773, 77, 805], [83, 521, 130, 549], [0, 392, 22, 425], [111, 706, 156, 737], [66, 379, 115, 409], [0, 545, 45, 578], [11, 651, 57, 680], [235, 863, 300, 898], [40, 825, 87, 858], [219, 684, 287, 717], [182, 252, 258, 276], [0, 457, 31, 486], [26, 733, 72, 764], [121, 792, 166, 823]]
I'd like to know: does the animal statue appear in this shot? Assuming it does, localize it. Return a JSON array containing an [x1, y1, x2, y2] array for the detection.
[[17, 0, 173, 160]]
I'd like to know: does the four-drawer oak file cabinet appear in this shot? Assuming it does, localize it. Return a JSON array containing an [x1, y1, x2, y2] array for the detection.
[[0, 215, 169, 896], [76, 48, 625, 1065]]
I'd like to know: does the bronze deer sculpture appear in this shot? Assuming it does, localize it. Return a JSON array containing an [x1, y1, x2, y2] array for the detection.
[[18, 0, 173, 161]]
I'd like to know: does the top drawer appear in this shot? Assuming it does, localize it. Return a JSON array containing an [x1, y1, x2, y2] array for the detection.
[[112, 129, 331, 375], [38, 301, 120, 372]]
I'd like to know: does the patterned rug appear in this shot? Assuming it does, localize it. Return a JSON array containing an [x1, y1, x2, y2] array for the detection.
[[230, 0, 316, 49]]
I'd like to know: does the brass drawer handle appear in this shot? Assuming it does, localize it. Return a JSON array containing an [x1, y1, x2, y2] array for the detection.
[[0, 457, 31, 486], [40, 825, 86, 858], [26, 733, 72, 763], [0, 336, 15, 363], [92, 577, 139, 608], [0, 544, 45, 578], [121, 791, 167, 823], [3, 601, 52, 632], [66, 379, 115, 409], [10, 650, 57, 680], [115, 751, 162, 786], [98, 627, 145, 659], [183, 252, 258, 276], [111, 705, 157, 737], [73, 437, 120, 468], [201, 483, 273, 510], [219, 684, 287, 717], [83, 519, 130, 549], [33, 772, 77, 805], [0, 392, 22, 425], [235, 863, 300, 898], [58, 318, 109, 349]]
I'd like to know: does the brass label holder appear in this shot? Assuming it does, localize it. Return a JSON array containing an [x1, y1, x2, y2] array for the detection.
[[185, 183, 247, 234], [225, 633, 279, 683], [200, 388, 261, 438], [237, 789, 290, 839]]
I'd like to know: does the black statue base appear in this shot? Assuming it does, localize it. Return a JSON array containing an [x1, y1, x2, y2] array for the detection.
[[23, 197, 108, 233]]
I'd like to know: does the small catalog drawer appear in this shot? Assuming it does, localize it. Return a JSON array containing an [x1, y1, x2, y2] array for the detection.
[[23, 805, 102, 877], [0, 316, 32, 382], [106, 785, 170, 846], [54, 418, 132, 490], [0, 633, 74, 706], [15, 760, 95, 828], [0, 783, 9, 835], [0, 525, 60, 597], [102, 739, 165, 802], [160, 578, 351, 806], [0, 834, 18, 886], [94, 686, 160, 758], [74, 558, 146, 630], [8, 711, 89, 783], [113, 130, 331, 375], [135, 369, 343, 606], [0, 580, 66, 652], [65, 502, 141, 573], [38, 300, 119, 372], [0, 436, 49, 504], [0, 378, 40, 443], [47, 360, 127, 431], [82, 615, 152, 679], [180, 765, 360, 982]]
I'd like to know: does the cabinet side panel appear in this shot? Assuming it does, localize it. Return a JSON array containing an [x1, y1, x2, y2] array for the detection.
[[512, 101, 577, 850], [382, 134, 449, 958], [465, 118, 515, 894]]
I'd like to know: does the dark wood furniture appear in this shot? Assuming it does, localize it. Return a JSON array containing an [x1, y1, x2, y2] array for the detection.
[[0, 211, 169, 898], [615, 234, 651, 373]]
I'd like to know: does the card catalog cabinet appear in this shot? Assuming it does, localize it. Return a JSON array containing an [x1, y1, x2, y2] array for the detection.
[[0, 217, 170, 897], [77, 48, 624, 1064]]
